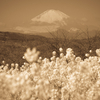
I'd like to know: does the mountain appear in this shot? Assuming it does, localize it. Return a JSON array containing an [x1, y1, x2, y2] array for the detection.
[[15, 9, 70, 33], [15, 9, 100, 38], [31, 9, 70, 26]]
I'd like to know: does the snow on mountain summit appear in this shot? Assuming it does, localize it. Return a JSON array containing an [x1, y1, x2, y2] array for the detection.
[[17, 9, 97, 34], [31, 9, 70, 26]]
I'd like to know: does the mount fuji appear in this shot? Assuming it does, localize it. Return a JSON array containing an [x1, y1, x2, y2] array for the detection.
[[15, 9, 100, 38], [31, 9, 70, 26]]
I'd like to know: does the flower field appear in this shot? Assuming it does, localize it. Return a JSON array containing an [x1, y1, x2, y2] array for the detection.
[[0, 47, 100, 100]]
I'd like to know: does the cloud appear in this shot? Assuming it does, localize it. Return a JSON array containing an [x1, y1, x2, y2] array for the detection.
[[68, 27, 79, 32], [15, 26, 30, 33], [15, 26, 24, 31], [15, 25, 59, 33]]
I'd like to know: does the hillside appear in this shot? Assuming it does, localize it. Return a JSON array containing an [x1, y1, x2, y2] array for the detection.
[[0, 31, 100, 66], [0, 31, 50, 65]]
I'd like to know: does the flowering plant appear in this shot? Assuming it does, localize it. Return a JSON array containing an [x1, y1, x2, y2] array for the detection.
[[0, 47, 100, 100]]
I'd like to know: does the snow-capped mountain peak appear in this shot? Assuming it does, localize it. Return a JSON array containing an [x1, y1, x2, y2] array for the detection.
[[31, 9, 70, 25], [15, 9, 99, 35]]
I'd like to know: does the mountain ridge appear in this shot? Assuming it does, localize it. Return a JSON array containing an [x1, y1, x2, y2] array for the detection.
[[14, 9, 100, 36], [31, 9, 70, 26]]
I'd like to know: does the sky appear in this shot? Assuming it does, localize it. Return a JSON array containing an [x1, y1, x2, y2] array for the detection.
[[0, 0, 100, 32]]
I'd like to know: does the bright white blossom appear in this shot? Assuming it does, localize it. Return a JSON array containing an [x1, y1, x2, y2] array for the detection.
[[0, 47, 100, 100], [85, 53, 90, 57], [24, 48, 40, 63], [59, 47, 63, 52], [96, 49, 100, 56]]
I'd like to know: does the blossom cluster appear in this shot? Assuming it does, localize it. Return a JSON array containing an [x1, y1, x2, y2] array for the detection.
[[0, 47, 100, 100]]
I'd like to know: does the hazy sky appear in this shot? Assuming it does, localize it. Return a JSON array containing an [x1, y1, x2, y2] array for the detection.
[[0, 0, 100, 32]]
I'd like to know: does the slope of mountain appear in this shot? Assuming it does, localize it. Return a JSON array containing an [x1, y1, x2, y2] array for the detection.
[[31, 9, 70, 26], [15, 9, 100, 37], [15, 9, 70, 33], [0, 31, 47, 41]]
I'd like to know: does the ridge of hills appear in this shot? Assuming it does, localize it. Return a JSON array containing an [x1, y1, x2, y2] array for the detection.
[[0, 31, 47, 41], [0, 31, 100, 66]]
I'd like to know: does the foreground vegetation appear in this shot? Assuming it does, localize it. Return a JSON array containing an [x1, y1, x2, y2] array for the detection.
[[0, 30, 100, 65], [0, 30, 100, 100], [0, 47, 100, 100]]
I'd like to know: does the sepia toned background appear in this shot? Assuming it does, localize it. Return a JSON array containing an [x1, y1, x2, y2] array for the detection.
[[0, 0, 100, 32]]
